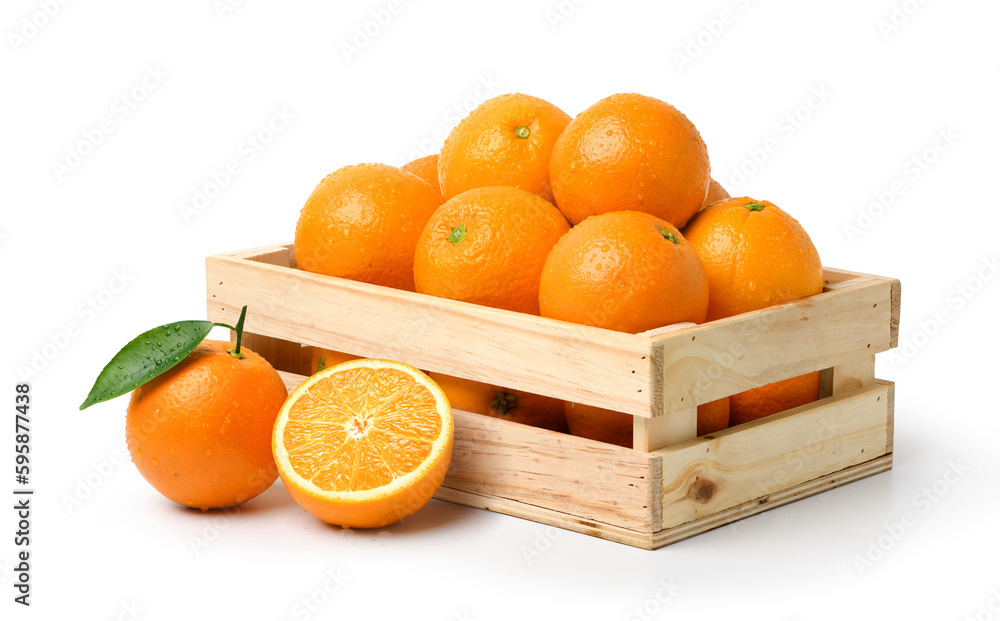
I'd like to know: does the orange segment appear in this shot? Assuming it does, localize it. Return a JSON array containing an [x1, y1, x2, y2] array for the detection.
[[273, 359, 453, 528]]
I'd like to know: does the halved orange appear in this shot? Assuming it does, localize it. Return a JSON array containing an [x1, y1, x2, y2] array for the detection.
[[272, 359, 453, 529]]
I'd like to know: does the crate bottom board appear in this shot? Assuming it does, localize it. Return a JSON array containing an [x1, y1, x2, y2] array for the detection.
[[436, 453, 892, 550]]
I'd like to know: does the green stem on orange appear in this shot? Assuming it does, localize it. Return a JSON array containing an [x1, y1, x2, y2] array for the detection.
[[745, 202, 765, 212], [491, 392, 518, 416], [659, 228, 680, 244], [446, 222, 468, 245], [221, 305, 248, 359], [514, 125, 530, 139]]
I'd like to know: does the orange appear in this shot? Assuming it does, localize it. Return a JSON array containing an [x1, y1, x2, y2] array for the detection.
[[414, 186, 571, 314], [728, 373, 820, 427], [273, 359, 453, 529], [701, 178, 730, 209], [438, 93, 571, 202], [311, 347, 359, 373], [681, 196, 823, 321], [539, 211, 709, 333], [550, 93, 710, 227], [125, 340, 288, 510], [428, 372, 567, 432], [294, 163, 442, 291], [683, 196, 824, 423], [565, 398, 730, 448], [402, 154, 441, 196]]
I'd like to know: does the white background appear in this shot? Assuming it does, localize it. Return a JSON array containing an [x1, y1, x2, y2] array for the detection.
[[3, 0, 999, 619]]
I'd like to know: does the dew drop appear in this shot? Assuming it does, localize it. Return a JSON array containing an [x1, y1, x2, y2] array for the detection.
[[136, 448, 143, 459], [152, 458, 159, 466]]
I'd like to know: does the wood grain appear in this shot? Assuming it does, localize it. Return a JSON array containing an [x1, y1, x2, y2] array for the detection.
[[651, 275, 898, 415], [209, 252, 658, 416], [655, 382, 892, 530]]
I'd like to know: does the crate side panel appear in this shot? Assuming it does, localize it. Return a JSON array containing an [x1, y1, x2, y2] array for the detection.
[[653, 278, 895, 413], [656, 382, 890, 530], [207, 256, 657, 416], [444, 410, 660, 532], [435, 487, 658, 550], [650, 453, 893, 549]]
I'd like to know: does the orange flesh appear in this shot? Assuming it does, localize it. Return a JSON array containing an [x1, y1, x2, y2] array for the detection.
[[281, 367, 442, 492]]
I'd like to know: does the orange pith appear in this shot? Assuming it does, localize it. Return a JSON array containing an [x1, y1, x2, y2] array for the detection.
[[273, 359, 453, 528]]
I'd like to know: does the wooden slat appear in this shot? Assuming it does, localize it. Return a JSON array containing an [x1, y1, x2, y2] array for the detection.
[[651, 276, 897, 414], [649, 453, 893, 549], [436, 453, 893, 550], [276, 371, 660, 532], [210, 254, 658, 416], [655, 382, 891, 530], [434, 486, 658, 549], [633, 407, 696, 452], [882, 379, 895, 454], [444, 410, 660, 532], [819, 355, 875, 398]]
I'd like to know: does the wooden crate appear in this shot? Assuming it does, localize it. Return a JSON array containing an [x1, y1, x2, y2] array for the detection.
[[206, 243, 900, 549]]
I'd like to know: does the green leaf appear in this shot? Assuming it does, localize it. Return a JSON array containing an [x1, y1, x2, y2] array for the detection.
[[79, 320, 216, 410]]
